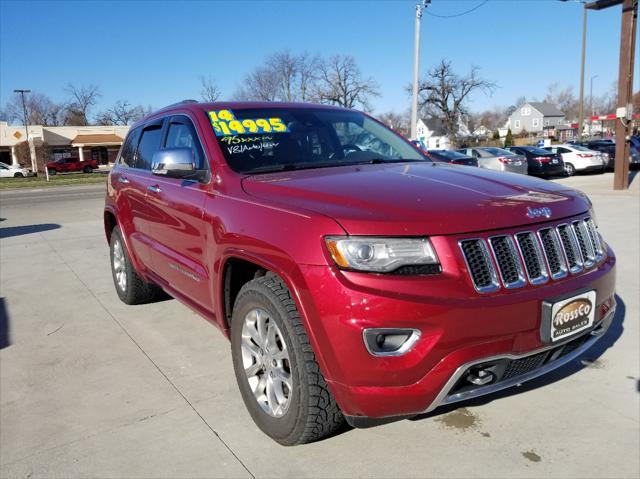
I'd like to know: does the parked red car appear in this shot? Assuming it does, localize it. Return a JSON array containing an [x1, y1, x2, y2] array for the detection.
[[104, 101, 616, 445], [47, 157, 98, 175]]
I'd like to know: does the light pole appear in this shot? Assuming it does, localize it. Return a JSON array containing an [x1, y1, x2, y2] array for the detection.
[[411, 1, 430, 140], [578, 4, 588, 139], [589, 74, 598, 135]]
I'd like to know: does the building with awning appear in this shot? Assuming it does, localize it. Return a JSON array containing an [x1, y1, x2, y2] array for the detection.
[[71, 133, 125, 164], [0, 121, 130, 168]]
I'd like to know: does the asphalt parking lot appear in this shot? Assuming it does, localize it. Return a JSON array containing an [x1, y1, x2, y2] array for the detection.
[[1, 173, 638, 479]]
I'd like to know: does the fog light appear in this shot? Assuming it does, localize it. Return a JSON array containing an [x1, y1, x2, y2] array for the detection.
[[363, 328, 421, 357]]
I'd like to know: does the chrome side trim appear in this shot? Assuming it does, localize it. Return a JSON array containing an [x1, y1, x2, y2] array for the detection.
[[362, 328, 422, 357], [422, 304, 615, 414]]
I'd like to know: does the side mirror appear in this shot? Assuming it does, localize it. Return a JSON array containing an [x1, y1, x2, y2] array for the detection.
[[151, 148, 197, 179]]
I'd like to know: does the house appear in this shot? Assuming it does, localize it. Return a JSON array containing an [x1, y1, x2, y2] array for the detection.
[[507, 102, 565, 134], [472, 125, 492, 140], [0, 121, 129, 168], [415, 117, 470, 149]]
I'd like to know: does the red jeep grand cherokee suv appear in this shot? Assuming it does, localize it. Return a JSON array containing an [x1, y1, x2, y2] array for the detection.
[[104, 101, 616, 445]]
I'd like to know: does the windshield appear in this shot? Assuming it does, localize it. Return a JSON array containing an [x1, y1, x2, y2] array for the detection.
[[208, 108, 428, 174]]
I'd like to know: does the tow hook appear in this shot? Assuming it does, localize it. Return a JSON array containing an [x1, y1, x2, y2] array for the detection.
[[466, 369, 495, 386]]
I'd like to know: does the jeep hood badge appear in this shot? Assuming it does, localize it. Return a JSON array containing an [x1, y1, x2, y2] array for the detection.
[[526, 206, 552, 218]]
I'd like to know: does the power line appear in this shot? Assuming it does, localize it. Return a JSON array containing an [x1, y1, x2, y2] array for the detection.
[[424, 0, 488, 18]]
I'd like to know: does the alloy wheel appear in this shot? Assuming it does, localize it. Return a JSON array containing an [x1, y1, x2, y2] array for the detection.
[[112, 239, 127, 292], [241, 307, 292, 417]]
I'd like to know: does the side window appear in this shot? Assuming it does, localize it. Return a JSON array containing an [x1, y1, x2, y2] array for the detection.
[[164, 118, 206, 169], [558, 148, 570, 154], [136, 122, 164, 170], [119, 127, 141, 167]]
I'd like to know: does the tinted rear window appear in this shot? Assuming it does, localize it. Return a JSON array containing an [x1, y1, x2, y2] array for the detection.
[[521, 146, 554, 155], [119, 127, 141, 167]]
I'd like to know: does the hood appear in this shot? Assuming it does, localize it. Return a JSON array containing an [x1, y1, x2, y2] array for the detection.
[[241, 162, 590, 236]]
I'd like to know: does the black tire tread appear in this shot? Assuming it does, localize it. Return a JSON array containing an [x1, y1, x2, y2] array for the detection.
[[235, 273, 344, 445]]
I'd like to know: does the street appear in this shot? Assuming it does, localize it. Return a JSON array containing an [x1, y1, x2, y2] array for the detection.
[[1, 175, 638, 478]]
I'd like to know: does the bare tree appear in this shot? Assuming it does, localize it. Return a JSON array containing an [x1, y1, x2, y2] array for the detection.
[[315, 55, 379, 110], [297, 52, 320, 102], [544, 82, 579, 119], [268, 51, 299, 101], [234, 51, 321, 103], [3, 92, 65, 126], [64, 83, 101, 125], [200, 76, 221, 102], [378, 110, 411, 138], [96, 100, 151, 125], [418, 60, 496, 147], [235, 65, 280, 101]]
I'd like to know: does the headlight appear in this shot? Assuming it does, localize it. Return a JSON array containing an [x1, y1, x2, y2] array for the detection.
[[325, 236, 439, 273]]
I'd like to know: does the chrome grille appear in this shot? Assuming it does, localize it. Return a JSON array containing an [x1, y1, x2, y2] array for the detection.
[[557, 223, 583, 273], [538, 228, 568, 280], [459, 239, 499, 293], [488, 236, 525, 288], [573, 220, 596, 268], [515, 232, 549, 284], [460, 217, 604, 293]]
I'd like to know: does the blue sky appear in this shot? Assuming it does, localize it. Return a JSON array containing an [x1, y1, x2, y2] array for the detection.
[[1, 0, 637, 117]]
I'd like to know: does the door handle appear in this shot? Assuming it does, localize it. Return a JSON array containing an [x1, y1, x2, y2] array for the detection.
[[118, 176, 130, 184], [147, 185, 161, 194]]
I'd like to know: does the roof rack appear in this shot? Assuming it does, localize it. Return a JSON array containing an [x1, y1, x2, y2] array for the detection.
[[163, 99, 199, 109]]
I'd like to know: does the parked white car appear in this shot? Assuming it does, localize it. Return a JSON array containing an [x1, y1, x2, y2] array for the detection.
[[542, 144, 606, 176], [0, 163, 31, 178]]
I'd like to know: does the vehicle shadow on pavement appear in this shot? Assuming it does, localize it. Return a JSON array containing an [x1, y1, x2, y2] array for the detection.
[[0, 298, 10, 349], [411, 294, 627, 421], [0, 223, 61, 239]]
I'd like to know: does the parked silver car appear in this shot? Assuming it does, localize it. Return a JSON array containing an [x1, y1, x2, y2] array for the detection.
[[455, 147, 528, 174]]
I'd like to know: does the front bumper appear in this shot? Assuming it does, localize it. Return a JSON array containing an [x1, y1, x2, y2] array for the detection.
[[297, 244, 616, 419]]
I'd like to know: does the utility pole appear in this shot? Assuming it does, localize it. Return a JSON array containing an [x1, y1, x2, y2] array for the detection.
[[584, 0, 638, 190], [584, 0, 637, 190], [590, 74, 598, 135], [13, 89, 49, 181], [411, 1, 430, 140], [578, 6, 588, 139], [13, 89, 35, 173], [613, 0, 637, 189]]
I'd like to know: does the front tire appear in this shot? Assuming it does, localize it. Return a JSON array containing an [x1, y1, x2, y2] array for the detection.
[[83, 166, 93, 173], [48, 169, 57, 176], [231, 274, 344, 445], [109, 226, 162, 305], [13, 172, 23, 177]]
